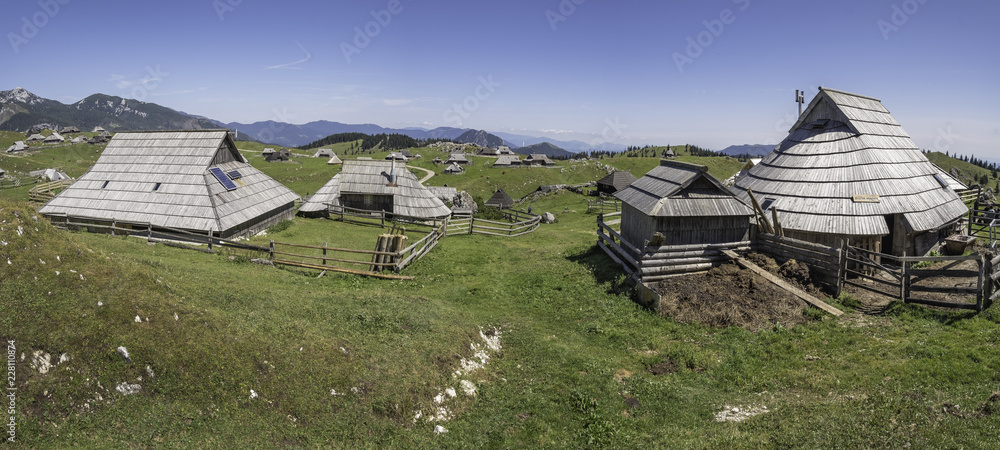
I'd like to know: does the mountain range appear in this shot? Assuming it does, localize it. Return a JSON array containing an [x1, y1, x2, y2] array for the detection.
[[0, 87, 629, 152]]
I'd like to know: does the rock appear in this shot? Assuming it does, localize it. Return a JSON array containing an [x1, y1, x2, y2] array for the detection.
[[452, 190, 478, 214], [117, 346, 131, 363], [115, 382, 141, 396], [251, 258, 274, 266], [542, 212, 556, 224]]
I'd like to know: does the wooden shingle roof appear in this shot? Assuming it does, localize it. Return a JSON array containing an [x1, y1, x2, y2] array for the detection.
[[485, 189, 514, 209], [615, 160, 752, 217], [597, 171, 637, 192], [732, 87, 968, 236], [299, 160, 451, 219], [39, 130, 299, 233]]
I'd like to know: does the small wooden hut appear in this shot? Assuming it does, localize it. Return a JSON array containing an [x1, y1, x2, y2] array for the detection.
[[485, 188, 514, 210], [327, 154, 343, 165], [299, 160, 451, 219], [493, 155, 521, 167], [313, 148, 334, 158], [597, 171, 637, 195], [444, 163, 464, 174], [732, 87, 968, 256], [615, 160, 752, 247], [446, 153, 470, 165], [39, 130, 299, 239]]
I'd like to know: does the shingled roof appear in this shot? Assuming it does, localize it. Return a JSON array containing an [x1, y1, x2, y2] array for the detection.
[[731, 87, 967, 237], [597, 171, 637, 193], [299, 160, 450, 219], [39, 130, 299, 237], [615, 160, 751, 217]]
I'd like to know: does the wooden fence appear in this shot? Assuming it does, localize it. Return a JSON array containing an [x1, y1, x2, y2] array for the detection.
[[328, 205, 446, 231], [446, 210, 541, 237], [29, 179, 73, 203], [587, 199, 621, 214], [755, 233, 845, 294], [49, 215, 270, 256], [844, 244, 987, 311], [596, 213, 748, 281], [0, 177, 38, 189], [268, 222, 444, 279]]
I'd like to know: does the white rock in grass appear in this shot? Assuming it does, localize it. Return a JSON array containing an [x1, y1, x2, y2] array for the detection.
[[249, 389, 258, 400], [30, 351, 52, 374], [460, 380, 476, 396], [97, 301, 103, 307], [54, 270, 59, 276], [59, 353, 70, 364], [434, 425, 448, 434], [434, 393, 445, 404], [445, 388, 456, 398], [174, 312, 179, 321], [134, 315, 142, 323], [117, 346, 131, 363], [145, 365, 155, 379], [39, 259, 45, 265], [116, 382, 141, 395]]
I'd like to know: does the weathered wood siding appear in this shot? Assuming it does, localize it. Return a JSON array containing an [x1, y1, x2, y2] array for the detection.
[[621, 204, 750, 247], [341, 193, 393, 214]]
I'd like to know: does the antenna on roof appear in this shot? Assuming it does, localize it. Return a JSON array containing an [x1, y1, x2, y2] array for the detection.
[[795, 90, 805, 117]]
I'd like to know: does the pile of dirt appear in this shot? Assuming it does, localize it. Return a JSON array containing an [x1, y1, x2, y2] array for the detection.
[[651, 257, 813, 331]]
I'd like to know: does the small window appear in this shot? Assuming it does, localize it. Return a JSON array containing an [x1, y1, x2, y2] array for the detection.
[[152, 182, 162, 192], [760, 198, 776, 211], [101, 180, 109, 189]]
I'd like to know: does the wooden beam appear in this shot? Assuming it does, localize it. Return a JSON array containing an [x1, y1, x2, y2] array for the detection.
[[721, 249, 844, 317]]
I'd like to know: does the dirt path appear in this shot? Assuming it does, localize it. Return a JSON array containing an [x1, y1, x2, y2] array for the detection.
[[408, 165, 434, 183]]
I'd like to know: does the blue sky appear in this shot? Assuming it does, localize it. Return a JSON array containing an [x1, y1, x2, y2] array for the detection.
[[2, 0, 998, 156]]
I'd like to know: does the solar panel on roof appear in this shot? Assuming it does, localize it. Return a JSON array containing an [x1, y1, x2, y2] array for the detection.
[[227, 170, 242, 179], [209, 167, 238, 191]]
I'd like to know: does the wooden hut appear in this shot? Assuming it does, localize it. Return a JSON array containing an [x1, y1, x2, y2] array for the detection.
[[6, 141, 26, 153], [265, 149, 291, 162], [525, 154, 555, 166], [260, 147, 276, 157], [443, 163, 464, 174], [731, 87, 968, 256], [446, 153, 470, 165], [493, 155, 521, 167], [327, 154, 343, 165], [39, 130, 299, 239], [299, 160, 451, 219], [43, 133, 64, 143], [313, 148, 334, 158], [26, 134, 45, 142], [597, 171, 637, 195], [484, 188, 514, 209], [60, 126, 80, 134], [385, 152, 408, 162], [615, 160, 752, 247]]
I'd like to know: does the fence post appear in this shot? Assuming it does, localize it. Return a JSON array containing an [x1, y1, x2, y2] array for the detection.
[[977, 254, 985, 312], [111, 219, 116, 237], [207, 229, 213, 250], [900, 251, 907, 303], [269, 240, 275, 260], [147, 223, 152, 242], [986, 251, 995, 310], [322, 242, 327, 266], [469, 217, 475, 235]]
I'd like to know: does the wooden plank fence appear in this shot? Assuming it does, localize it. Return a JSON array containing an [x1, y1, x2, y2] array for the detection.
[[48, 215, 270, 256], [0, 177, 38, 189], [755, 233, 845, 294], [587, 199, 621, 213], [269, 222, 444, 278], [445, 210, 541, 237]]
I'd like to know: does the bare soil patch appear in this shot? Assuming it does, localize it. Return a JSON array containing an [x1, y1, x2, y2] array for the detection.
[[650, 253, 823, 331]]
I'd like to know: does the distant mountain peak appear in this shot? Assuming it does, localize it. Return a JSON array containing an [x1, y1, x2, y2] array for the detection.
[[453, 129, 508, 148], [0, 87, 46, 105]]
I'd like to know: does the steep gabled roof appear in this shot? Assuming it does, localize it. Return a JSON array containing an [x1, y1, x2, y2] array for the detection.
[[616, 160, 751, 217], [733, 87, 967, 236], [299, 160, 450, 219], [327, 154, 343, 165], [446, 153, 469, 164], [597, 171, 637, 192], [314, 148, 334, 158], [39, 130, 299, 233], [494, 155, 521, 166], [485, 188, 514, 209]]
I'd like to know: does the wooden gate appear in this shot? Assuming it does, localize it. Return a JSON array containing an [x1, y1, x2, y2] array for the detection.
[[844, 244, 987, 311]]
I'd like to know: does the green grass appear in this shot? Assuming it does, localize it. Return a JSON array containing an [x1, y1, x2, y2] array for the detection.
[[4, 188, 1000, 447], [3, 147, 999, 447]]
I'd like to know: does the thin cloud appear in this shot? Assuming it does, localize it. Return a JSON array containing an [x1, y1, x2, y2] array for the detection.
[[265, 41, 312, 70]]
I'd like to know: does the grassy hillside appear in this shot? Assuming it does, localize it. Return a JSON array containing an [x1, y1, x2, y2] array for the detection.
[[926, 152, 996, 192], [4, 177, 1000, 447]]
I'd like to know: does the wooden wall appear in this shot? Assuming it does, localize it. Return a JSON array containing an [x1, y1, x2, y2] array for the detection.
[[620, 204, 750, 247], [341, 193, 393, 214]]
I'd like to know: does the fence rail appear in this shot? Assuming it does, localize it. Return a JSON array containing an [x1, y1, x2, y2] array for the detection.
[[49, 215, 270, 255], [445, 210, 541, 237], [587, 199, 621, 213]]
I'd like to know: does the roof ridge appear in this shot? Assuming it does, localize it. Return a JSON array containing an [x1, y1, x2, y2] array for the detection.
[[818, 86, 883, 103]]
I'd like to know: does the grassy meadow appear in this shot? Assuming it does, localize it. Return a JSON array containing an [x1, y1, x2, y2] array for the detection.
[[1, 141, 998, 447]]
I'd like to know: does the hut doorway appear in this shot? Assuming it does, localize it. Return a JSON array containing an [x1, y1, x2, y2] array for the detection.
[[881, 215, 896, 255]]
